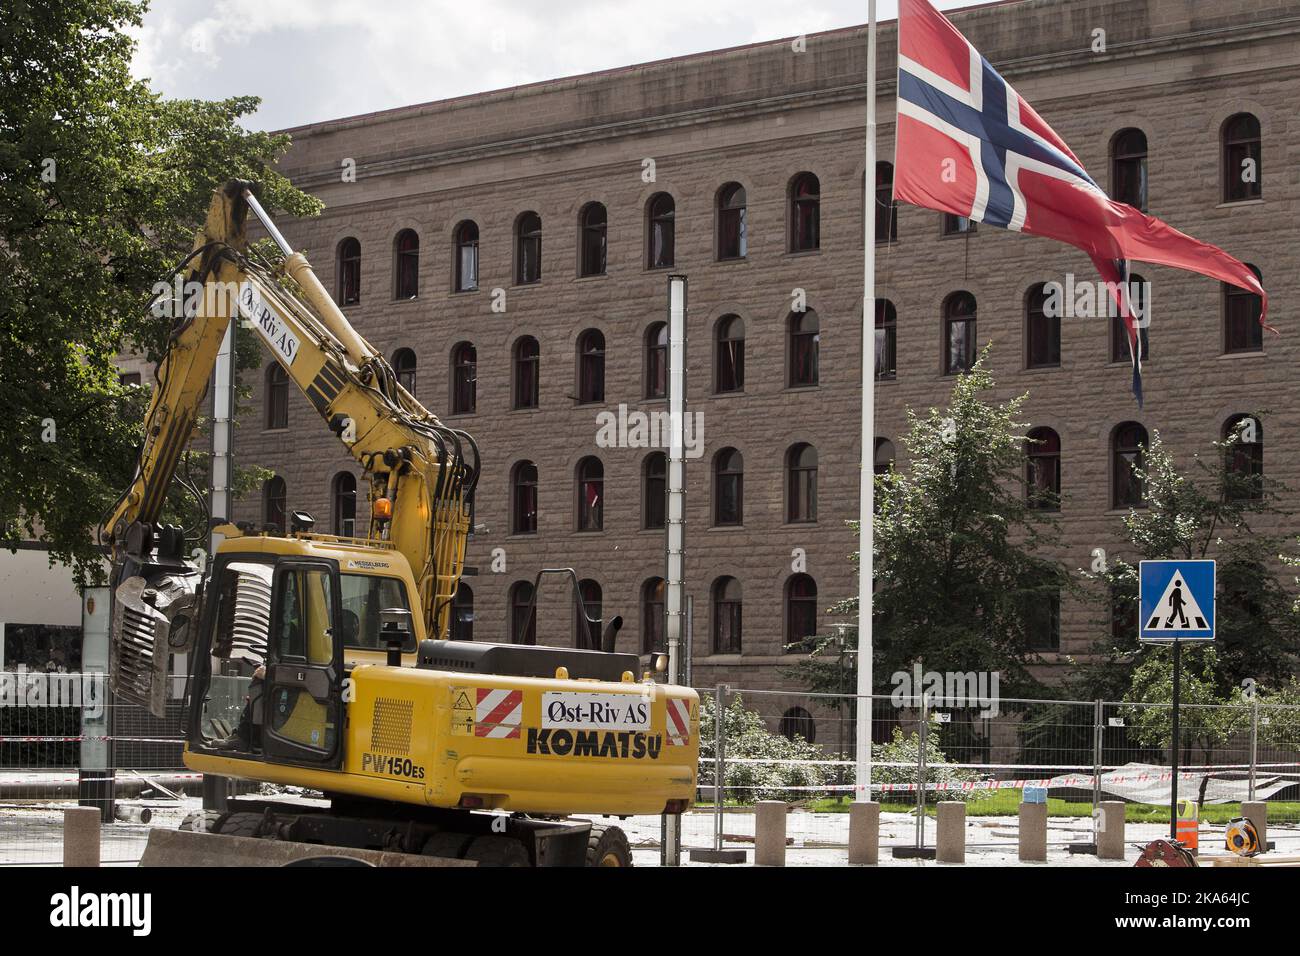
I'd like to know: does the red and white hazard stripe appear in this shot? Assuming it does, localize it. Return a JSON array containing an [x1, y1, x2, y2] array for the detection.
[[475, 688, 523, 739], [666, 698, 691, 747]]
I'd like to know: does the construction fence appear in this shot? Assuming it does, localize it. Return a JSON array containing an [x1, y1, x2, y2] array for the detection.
[[2, 673, 1298, 864]]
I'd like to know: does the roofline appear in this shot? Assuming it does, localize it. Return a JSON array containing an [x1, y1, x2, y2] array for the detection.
[[273, 0, 1027, 135]]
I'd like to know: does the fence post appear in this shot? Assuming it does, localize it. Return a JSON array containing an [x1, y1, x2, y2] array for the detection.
[[915, 693, 929, 851], [714, 684, 726, 851], [63, 806, 101, 867], [1249, 698, 1259, 802], [1092, 699, 1103, 834], [1241, 801, 1267, 853], [848, 801, 880, 865]]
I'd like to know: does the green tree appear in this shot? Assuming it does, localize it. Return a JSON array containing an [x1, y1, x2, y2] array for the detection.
[[1077, 424, 1300, 700], [791, 353, 1072, 700], [0, 0, 321, 582], [1122, 645, 1248, 764]]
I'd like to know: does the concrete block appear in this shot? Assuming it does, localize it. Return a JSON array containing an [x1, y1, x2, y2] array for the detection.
[[1019, 801, 1048, 862], [754, 801, 787, 866], [1098, 801, 1126, 860], [1241, 801, 1267, 852], [936, 801, 965, 864], [848, 801, 880, 865], [63, 806, 101, 867]]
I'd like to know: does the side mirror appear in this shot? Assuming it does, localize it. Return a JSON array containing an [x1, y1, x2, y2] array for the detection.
[[654, 654, 669, 674]]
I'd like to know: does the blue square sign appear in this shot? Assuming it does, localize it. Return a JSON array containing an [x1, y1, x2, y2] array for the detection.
[[1139, 560, 1215, 641]]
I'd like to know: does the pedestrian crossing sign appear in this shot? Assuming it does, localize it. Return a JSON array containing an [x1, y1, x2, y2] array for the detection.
[[1139, 560, 1215, 641]]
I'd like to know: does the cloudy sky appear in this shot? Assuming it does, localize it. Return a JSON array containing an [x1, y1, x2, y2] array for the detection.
[[130, 0, 988, 131]]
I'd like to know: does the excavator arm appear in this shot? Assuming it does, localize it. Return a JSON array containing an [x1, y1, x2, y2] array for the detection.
[[107, 181, 478, 714]]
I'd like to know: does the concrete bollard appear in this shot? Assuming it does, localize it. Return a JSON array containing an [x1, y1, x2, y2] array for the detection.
[[848, 801, 880, 865], [1241, 801, 1267, 853], [754, 801, 788, 866], [936, 801, 965, 863], [1097, 801, 1126, 860], [63, 806, 102, 867], [1019, 801, 1048, 862]]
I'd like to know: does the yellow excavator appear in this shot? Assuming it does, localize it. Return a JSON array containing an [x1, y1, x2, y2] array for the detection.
[[106, 181, 698, 866]]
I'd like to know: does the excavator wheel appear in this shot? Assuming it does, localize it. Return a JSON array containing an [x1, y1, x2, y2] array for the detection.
[[213, 812, 272, 839], [421, 832, 475, 860], [586, 825, 632, 867], [462, 835, 531, 867]]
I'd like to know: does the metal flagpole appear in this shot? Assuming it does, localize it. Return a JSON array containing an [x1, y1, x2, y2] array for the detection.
[[854, 0, 877, 803]]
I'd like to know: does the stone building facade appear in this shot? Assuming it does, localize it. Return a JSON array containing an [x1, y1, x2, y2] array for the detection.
[[230, 0, 1300, 740]]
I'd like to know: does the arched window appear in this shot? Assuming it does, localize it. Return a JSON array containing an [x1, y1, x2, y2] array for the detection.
[[787, 444, 818, 523], [1112, 422, 1148, 509], [785, 574, 818, 648], [454, 221, 479, 292], [577, 329, 605, 404], [717, 183, 747, 260], [576, 579, 602, 649], [392, 347, 417, 395], [715, 315, 745, 393], [779, 707, 816, 743], [516, 212, 542, 284], [263, 476, 287, 532], [513, 336, 539, 409], [642, 578, 665, 654], [788, 310, 819, 387], [265, 364, 289, 429], [643, 452, 667, 530], [874, 438, 895, 477], [1222, 113, 1261, 202], [875, 299, 897, 380], [1111, 128, 1148, 211], [332, 472, 357, 536], [1025, 427, 1061, 510], [875, 162, 897, 242], [790, 172, 820, 252], [579, 202, 607, 276], [713, 448, 743, 526], [645, 322, 668, 399], [1224, 264, 1264, 354], [576, 456, 604, 531], [451, 342, 476, 414], [1026, 283, 1059, 369], [394, 229, 419, 299], [337, 237, 361, 305], [1223, 414, 1263, 501], [1026, 590, 1061, 651], [1110, 274, 1150, 363], [712, 576, 742, 654], [943, 291, 977, 375], [510, 581, 536, 645], [450, 583, 474, 641], [511, 461, 538, 535], [647, 193, 675, 269]]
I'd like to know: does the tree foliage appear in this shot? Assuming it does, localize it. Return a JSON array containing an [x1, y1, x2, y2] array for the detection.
[[794, 353, 1072, 698], [1076, 425, 1300, 700], [0, 0, 321, 581]]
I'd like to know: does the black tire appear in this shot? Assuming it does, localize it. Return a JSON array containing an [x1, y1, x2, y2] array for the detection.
[[586, 825, 632, 867], [214, 812, 269, 838], [462, 835, 531, 867], [421, 832, 475, 860]]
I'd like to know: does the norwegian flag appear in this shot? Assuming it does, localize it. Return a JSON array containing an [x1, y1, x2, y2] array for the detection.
[[893, 0, 1270, 405]]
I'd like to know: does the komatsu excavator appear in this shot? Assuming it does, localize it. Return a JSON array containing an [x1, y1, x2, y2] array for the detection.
[[106, 181, 698, 867]]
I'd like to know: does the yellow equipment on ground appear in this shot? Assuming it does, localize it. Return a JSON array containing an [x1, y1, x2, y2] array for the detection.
[[106, 182, 698, 866], [1225, 817, 1261, 856]]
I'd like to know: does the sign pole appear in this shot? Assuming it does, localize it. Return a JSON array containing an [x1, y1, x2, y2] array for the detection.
[[1170, 639, 1181, 841]]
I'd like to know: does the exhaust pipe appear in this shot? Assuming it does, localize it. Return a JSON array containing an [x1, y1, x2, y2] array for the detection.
[[600, 615, 624, 654]]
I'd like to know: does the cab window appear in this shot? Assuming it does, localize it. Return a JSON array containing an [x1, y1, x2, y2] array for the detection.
[[339, 574, 414, 650], [274, 568, 334, 665]]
